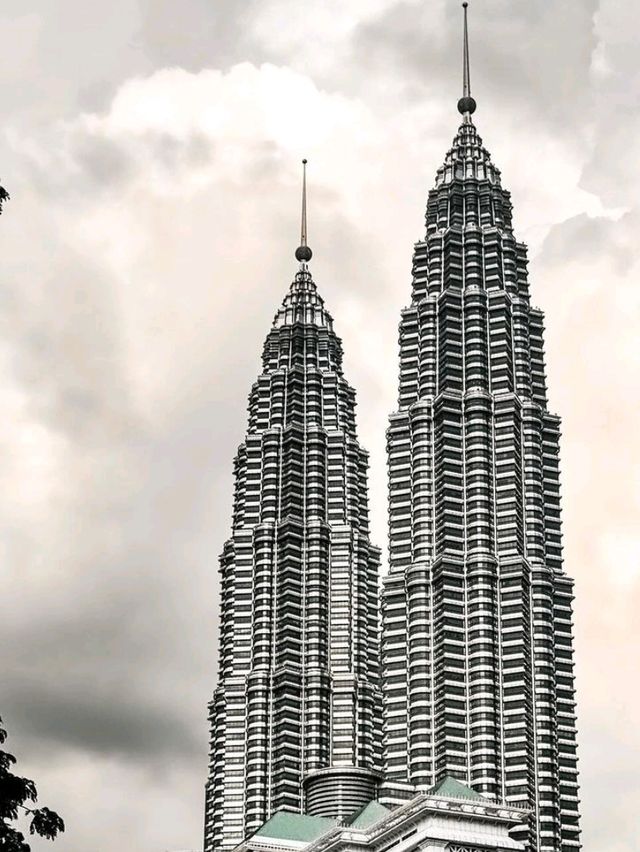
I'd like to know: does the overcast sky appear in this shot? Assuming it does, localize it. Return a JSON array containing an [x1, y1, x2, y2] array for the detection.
[[0, 1, 638, 850]]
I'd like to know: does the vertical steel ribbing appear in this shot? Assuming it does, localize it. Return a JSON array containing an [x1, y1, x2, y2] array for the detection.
[[205, 270, 381, 851], [382, 121, 581, 851]]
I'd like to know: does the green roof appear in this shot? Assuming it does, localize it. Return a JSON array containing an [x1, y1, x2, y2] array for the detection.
[[346, 800, 390, 829], [429, 776, 487, 802], [253, 811, 337, 843]]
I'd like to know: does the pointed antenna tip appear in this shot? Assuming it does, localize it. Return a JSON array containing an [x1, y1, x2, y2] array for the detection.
[[295, 158, 312, 264], [458, 0, 476, 118]]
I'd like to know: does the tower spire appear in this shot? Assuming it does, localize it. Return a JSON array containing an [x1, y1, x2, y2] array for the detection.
[[295, 158, 313, 264], [457, 2, 477, 121]]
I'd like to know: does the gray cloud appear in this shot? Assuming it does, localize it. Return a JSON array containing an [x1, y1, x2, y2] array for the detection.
[[539, 212, 635, 274], [5, 682, 200, 761], [136, 0, 261, 71]]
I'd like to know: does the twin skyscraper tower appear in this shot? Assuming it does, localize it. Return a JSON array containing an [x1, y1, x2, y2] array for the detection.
[[204, 7, 580, 852]]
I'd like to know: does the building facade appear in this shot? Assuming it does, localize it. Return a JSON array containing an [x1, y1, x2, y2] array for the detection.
[[381, 13, 581, 852], [204, 216, 382, 851]]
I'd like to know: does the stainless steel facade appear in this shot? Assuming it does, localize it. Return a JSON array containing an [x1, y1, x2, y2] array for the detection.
[[204, 262, 381, 852], [381, 114, 581, 851]]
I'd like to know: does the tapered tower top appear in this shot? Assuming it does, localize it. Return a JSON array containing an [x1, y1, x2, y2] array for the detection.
[[295, 158, 313, 264], [457, 2, 477, 120]]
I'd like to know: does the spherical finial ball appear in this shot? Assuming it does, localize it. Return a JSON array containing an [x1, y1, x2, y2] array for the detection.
[[302, 158, 308, 165], [462, 2, 468, 8], [458, 95, 477, 115], [295, 245, 313, 262]]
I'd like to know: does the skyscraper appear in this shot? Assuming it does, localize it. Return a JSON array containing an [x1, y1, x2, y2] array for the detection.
[[381, 6, 580, 851], [204, 164, 381, 852]]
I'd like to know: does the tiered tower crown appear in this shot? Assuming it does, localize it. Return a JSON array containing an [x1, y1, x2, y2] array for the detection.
[[273, 268, 334, 330], [434, 123, 504, 190]]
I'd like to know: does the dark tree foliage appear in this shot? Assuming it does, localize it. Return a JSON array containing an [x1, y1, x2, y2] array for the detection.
[[0, 717, 64, 850], [0, 183, 9, 214]]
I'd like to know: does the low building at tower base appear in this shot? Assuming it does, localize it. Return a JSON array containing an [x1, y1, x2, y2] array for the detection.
[[235, 777, 528, 852]]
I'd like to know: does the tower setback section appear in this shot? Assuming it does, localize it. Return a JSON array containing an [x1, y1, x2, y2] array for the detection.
[[204, 238, 382, 851], [381, 114, 581, 851]]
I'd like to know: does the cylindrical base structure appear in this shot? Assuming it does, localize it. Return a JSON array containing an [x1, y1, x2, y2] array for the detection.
[[303, 767, 380, 821]]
